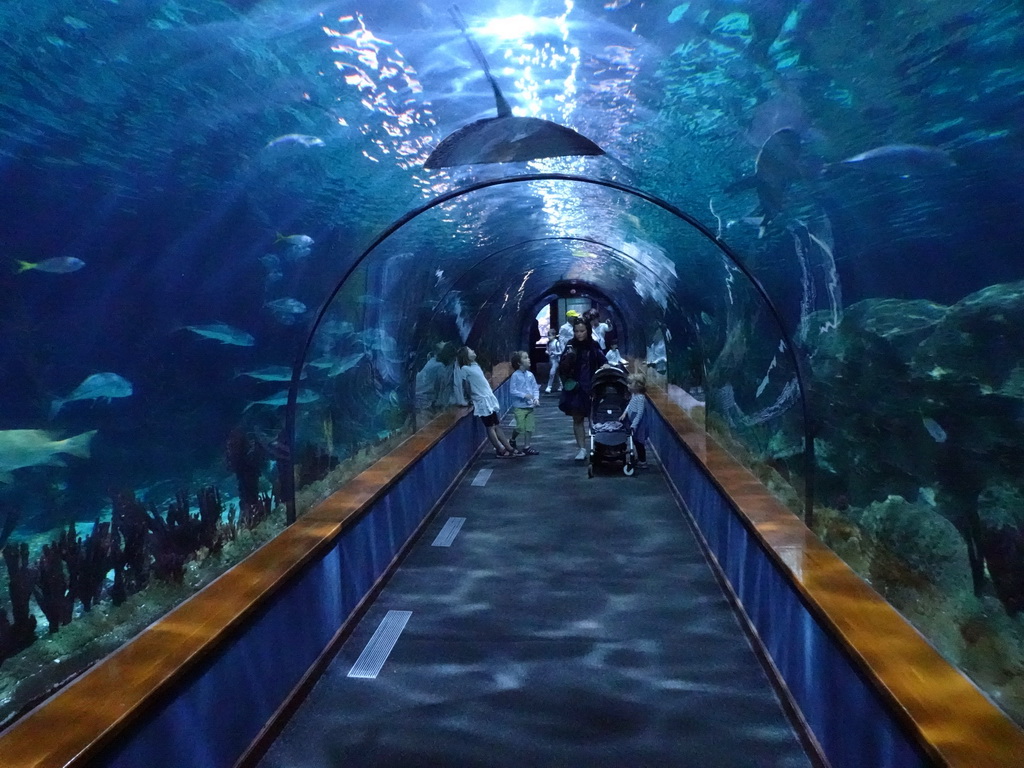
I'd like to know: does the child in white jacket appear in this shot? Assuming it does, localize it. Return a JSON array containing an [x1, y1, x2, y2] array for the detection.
[[454, 346, 523, 458]]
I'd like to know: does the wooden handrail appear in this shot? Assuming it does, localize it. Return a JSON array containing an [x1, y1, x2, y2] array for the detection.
[[0, 389, 494, 768], [649, 387, 1024, 768]]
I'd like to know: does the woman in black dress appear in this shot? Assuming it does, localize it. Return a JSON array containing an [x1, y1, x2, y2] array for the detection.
[[558, 321, 608, 459]]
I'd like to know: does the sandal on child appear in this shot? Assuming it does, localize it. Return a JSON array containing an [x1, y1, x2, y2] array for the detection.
[[522, 447, 540, 456]]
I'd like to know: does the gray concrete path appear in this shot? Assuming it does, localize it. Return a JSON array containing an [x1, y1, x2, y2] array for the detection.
[[258, 395, 812, 768]]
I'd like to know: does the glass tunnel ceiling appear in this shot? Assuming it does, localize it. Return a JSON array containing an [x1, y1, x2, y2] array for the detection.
[[339, 179, 711, 346], [4, 0, 1017, 334]]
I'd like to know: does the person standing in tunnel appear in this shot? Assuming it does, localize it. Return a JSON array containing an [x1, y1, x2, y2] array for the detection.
[[454, 346, 523, 458], [509, 350, 540, 455], [558, 320, 608, 460], [587, 308, 610, 351], [545, 329, 563, 393], [558, 309, 579, 346]]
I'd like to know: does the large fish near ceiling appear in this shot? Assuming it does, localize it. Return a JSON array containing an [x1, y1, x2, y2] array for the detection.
[[0, 429, 97, 483], [725, 127, 803, 237], [423, 6, 605, 168]]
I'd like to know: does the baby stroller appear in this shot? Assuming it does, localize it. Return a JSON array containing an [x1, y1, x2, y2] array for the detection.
[[587, 366, 638, 477]]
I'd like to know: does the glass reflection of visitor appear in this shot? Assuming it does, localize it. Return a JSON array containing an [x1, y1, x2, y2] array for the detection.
[[545, 330, 563, 393], [586, 308, 610, 351], [647, 328, 667, 377], [605, 342, 623, 367], [415, 342, 457, 427]]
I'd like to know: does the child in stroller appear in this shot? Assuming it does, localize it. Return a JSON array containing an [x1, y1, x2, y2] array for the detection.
[[586, 366, 638, 477]]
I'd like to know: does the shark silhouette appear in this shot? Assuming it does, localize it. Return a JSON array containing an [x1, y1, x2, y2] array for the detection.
[[725, 127, 803, 237], [424, 7, 604, 169]]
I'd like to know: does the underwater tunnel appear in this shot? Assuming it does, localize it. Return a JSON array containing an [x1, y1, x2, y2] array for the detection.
[[2, 2, 1024, 766]]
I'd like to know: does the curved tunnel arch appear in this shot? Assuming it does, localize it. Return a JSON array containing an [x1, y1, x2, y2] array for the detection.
[[469, 268, 712, 418], [285, 173, 815, 525], [417, 234, 681, 356]]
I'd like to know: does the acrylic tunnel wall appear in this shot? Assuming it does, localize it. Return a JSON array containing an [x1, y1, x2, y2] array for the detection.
[[283, 174, 813, 523], [3, 0, 1024, 755]]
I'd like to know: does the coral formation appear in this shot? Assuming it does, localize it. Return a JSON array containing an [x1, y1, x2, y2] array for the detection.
[[798, 283, 1024, 615]]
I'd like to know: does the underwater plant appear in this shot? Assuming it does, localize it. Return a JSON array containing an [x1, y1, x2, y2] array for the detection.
[[226, 429, 264, 511], [34, 536, 74, 634], [296, 443, 339, 489], [110, 491, 152, 605], [0, 543, 37, 666]]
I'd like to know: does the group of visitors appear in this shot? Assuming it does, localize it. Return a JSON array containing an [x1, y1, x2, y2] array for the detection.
[[421, 305, 648, 464], [551, 308, 645, 461]]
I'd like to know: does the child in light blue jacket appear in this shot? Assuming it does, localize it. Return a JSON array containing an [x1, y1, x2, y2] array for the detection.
[[509, 350, 541, 455]]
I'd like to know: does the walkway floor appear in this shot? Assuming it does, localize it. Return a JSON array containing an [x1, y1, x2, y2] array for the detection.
[[257, 396, 813, 768]]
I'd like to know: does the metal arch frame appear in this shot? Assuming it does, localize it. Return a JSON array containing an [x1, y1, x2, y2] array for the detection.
[[285, 173, 815, 525]]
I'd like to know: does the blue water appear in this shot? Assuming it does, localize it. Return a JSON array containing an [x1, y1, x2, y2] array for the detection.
[[0, 0, 1019, 513], [2, 5, 1024, 722]]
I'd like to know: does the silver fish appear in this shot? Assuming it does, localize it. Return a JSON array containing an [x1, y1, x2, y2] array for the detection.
[[265, 134, 325, 149], [264, 298, 307, 315], [235, 365, 306, 382], [834, 144, 956, 176], [326, 352, 365, 377], [183, 323, 256, 346], [922, 417, 947, 443], [0, 429, 96, 483], [244, 389, 320, 411], [51, 372, 133, 417], [275, 233, 314, 248]]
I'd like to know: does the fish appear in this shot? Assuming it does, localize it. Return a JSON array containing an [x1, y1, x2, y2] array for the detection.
[[264, 298, 307, 315], [264, 134, 325, 150], [0, 429, 97, 483], [922, 417, 948, 443], [16, 257, 85, 274], [282, 244, 312, 262], [725, 127, 802, 237], [320, 319, 355, 337], [51, 372, 133, 417], [275, 233, 314, 248], [244, 389, 320, 411], [183, 323, 256, 346], [423, 6, 605, 168], [326, 352, 365, 377], [235, 365, 306, 382], [828, 144, 956, 177]]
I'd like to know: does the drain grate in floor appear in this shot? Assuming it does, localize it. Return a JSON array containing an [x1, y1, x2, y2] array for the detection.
[[431, 517, 466, 547], [347, 610, 412, 679]]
